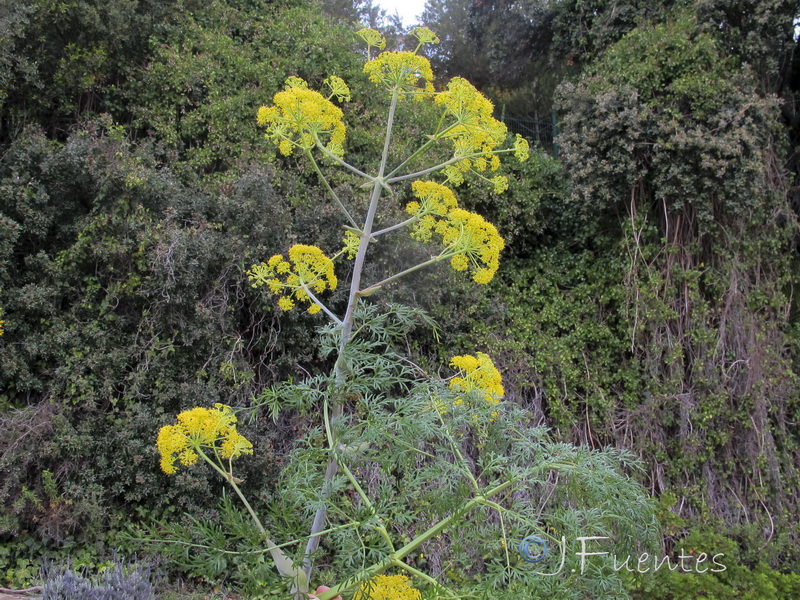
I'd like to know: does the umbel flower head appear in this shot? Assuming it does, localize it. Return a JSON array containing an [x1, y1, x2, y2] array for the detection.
[[405, 180, 458, 220], [440, 208, 504, 283], [359, 27, 436, 98], [157, 404, 252, 475], [406, 181, 504, 283], [435, 77, 510, 183], [353, 574, 422, 600], [247, 244, 338, 314], [363, 51, 435, 98], [449, 352, 505, 405], [257, 76, 348, 157]]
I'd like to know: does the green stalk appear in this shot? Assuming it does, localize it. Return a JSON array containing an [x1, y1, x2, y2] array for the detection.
[[306, 150, 359, 229], [197, 448, 266, 536], [298, 281, 342, 325], [321, 395, 395, 552], [315, 478, 516, 600], [387, 145, 519, 185], [302, 87, 402, 582], [386, 156, 460, 185], [384, 120, 457, 180], [391, 559, 458, 598], [312, 134, 372, 180], [371, 215, 418, 238], [438, 413, 481, 492], [138, 521, 362, 556], [195, 448, 302, 585], [358, 254, 448, 297]]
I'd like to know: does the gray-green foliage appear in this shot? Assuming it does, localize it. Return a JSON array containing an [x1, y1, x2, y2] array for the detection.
[[250, 304, 658, 598], [41, 558, 156, 600]]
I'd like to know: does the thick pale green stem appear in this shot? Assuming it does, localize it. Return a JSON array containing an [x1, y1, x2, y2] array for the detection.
[[302, 87, 402, 582], [314, 478, 516, 600]]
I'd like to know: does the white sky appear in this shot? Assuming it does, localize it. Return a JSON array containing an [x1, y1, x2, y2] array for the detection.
[[375, 0, 428, 27]]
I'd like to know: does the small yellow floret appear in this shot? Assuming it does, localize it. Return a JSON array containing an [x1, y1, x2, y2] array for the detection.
[[411, 27, 440, 45], [363, 51, 434, 97], [492, 175, 509, 194], [353, 574, 422, 600], [514, 133, 530, 162], [157, 404, 252, 475], [342, 230, 361, 259], [220, 430, 253, 460], [248, 245, 338, 314], [325, 75, 351, 102], [449, 352, 505, 406], [356, 28, 386, 50], [450, 254, 469, 271]]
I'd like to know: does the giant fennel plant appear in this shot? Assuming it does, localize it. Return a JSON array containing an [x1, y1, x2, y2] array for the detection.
[[156, 28, 658, 600]]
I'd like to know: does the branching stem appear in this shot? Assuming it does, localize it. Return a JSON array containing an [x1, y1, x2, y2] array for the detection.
[[302, 87, 401, 582], [306, 150, 359, 229]]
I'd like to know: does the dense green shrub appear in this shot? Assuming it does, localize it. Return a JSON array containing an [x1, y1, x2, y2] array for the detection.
[[0, 119, 338, 576], [0, 4, 450, 581], [540, 13, 798, 564]]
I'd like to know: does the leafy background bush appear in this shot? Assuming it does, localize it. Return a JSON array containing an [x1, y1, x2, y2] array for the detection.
[[2, 0, 800, 597]]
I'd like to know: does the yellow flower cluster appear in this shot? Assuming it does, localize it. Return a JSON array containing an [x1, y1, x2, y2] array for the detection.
[[513, 133, 530, 162], [435, 77, 509, 180], [449, 352, 505, 405], [356, 27, 386, 52], [410, 26, 440, 45], [443, 209, 504, 283], [157, 404, 253, 475], [353, 574, 422, 600], [247, 245, 337, 314], [363, 51, 434, 97], [257, 77, 347, 157], [325, 75, 351, 103], [405, 180, 458, 220], [406, 181, 503, 283], [342, 230, 361, 259]]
